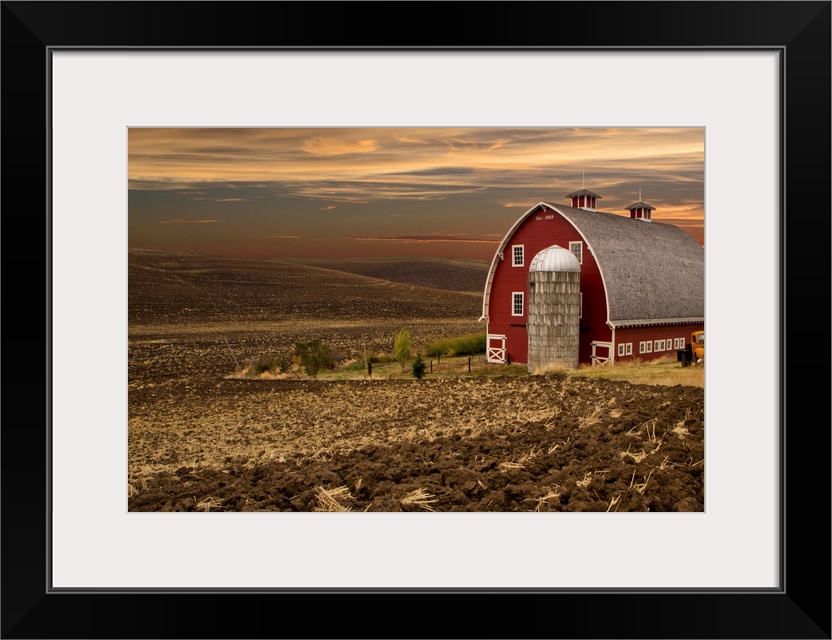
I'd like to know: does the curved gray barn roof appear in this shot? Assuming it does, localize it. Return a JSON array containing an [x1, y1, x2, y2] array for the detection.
[[546, 203, 704, 327], [480, 201, 704, 327]]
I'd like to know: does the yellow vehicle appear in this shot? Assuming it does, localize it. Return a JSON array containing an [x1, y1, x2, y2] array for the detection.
[[691, 330, 704, 364], [677, 330, 704, 366]]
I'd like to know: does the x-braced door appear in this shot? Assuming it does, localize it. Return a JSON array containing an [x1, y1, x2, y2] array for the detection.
[[487, 334, 507, 363], [591, 341, 613, 366]]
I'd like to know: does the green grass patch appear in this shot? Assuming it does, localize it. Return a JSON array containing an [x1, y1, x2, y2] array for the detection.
[[424, 332, 486, 358]]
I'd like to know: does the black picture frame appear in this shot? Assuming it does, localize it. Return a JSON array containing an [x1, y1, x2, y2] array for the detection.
[[2, 2, 829, 638]]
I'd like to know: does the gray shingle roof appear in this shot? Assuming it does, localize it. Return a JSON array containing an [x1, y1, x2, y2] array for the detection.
[[565, 189, 602, 199], [625, 201, 655, 210], [542, 203, 704, 326]]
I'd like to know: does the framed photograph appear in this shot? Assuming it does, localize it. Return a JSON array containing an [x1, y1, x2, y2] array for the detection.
[[3, 2, 829, 638]]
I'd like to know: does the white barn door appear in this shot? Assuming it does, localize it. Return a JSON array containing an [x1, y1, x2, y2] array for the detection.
[[487, 334, 507, 363], [591, 341, 613, 366]]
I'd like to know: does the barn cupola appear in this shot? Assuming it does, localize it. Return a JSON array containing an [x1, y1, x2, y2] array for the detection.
[[566, 188, 601, 211], [625, 188, 655, 222], [565, 173, 601, 211]]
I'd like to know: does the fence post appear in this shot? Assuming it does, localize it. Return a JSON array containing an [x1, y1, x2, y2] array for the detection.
[[468, 356, 471, 372]]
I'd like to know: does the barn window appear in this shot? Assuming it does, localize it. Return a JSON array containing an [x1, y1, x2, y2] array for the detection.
[[655, 339, 665, 351], [645, 341, 652, 353], [512, 292, 524, 316], [617, 343, 625, 356], [639, 341, 647, 354], [626, 343, 633, 355], [667, 337, 673, 350], [569, 241, 583, 264], [512, 245, 524, 267]]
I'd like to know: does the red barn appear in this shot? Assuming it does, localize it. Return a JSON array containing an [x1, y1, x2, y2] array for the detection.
[[480, 188, 704, 368]]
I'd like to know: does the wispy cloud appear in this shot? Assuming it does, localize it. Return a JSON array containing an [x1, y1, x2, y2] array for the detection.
[[214, 198, 247, 202], [302, 137, 377, 156], [321, 205, 338, 211], [500, 201, 537, 208], [348, 235, 499, 245]]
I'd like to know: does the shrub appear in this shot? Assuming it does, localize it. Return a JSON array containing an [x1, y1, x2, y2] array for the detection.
[[247, 355, 278, 375], [424, 333, 487, 358], [394, 327, 412, 370], [412, 353, 426, 379], [244, 352, 293, 377], [294, 339, 334, 378]]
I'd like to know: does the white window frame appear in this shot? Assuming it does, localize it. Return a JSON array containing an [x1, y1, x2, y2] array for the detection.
[[617, 343, 625, 356], [655, 339, 665, 351], [639, 341, 647, 354], [625, 343, 633, 355], [511, 292, 524, 316], [569, 241, 583, 265], [512, 244, 524, 267], [666, 337, 673, 350]]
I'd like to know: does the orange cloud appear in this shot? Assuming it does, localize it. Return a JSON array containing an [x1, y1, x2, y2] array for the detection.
[[500, 201, 536, 208], [348, 235, 498, 245], [302, 137, 377, 156]]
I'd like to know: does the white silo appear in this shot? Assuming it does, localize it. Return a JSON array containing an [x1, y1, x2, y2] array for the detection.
[[527, 245, 582, 371]]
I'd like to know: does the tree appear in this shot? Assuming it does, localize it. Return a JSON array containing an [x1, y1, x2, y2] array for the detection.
[[394, 327, 412, 370], [293, 339, 333, 378], [411, 353, 426, 379]]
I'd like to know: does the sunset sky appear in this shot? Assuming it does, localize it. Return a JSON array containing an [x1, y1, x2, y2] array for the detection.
[[128, 127, 704, 260]]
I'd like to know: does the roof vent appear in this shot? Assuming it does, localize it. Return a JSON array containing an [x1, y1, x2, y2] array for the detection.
[[565, 188, 601, 211], [625, 188, 655, 221]]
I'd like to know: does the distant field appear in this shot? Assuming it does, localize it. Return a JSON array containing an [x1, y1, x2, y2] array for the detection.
[[283, 256, 490, 293], [130, 250, 482, 325]]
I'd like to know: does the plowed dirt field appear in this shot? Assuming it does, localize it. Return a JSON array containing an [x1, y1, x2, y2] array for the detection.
[[128, 251, 704, 512]]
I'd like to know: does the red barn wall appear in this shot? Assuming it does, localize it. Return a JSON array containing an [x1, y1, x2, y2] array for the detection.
[[486, 206, 611, 365], [612, 323, 704, 363]]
